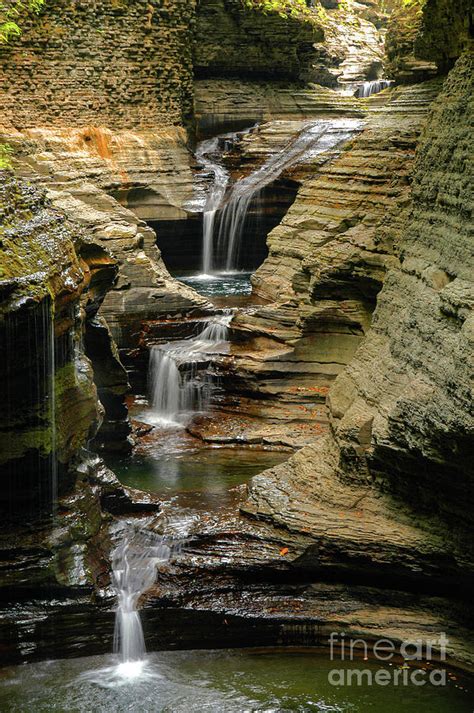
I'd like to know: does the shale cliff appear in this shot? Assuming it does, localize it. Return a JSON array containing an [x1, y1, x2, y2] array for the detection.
[[1, 0, 473, 667], [0, 0, 195, 129], [245, 47, 474, 614], [0, 173, 164, 662], [0, 0, 208, 348], [194, 0, 322, 80], [146, 47, 474, 667], [0, 173, 128, 606]]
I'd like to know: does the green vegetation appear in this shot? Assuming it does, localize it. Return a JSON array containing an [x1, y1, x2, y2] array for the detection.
[[241, 0, 311, 18], [0, 143, 13, 169], [0, 0, 45, 43]]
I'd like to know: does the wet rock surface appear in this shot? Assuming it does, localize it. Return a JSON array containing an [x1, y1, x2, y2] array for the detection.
[[155, 49, 473, 666], [0, 127, 210, 348]]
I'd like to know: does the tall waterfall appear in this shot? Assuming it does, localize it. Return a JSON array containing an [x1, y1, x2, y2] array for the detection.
[[195, 119, 361, 274], [149, 311, 233, 426], [47, 305, 58, 518]]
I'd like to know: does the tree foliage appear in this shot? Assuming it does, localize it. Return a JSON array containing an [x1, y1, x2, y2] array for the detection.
[[0, 0, 45, 44]]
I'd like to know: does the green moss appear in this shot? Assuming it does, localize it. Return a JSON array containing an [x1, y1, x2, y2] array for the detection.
[[0, 143, 13, 169], [0, 0, 46, 44], [0, 426, 53, 463], [241, 0, 310, 18]]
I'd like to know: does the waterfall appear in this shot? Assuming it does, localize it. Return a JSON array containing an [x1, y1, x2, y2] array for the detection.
[[80, 517, 195, 683], [47, 304, 58, 518], [195, 119, 362, 274], [148, 311, 233, 426], [112, 530, 172, 672], [355, 79, 393, 98], [196, 137, 232, 275], [112, 531, 171, 666]]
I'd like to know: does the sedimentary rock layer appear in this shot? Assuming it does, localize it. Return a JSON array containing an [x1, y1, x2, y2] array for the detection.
[[0, 127, 210, 347], [246, 48, 474, 599], [219, 81, 441, 434], [194, 0, 322, 81], [0, 0, 195, 129]]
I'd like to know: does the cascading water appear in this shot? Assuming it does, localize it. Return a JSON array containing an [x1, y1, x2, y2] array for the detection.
[[47, 304, 58, 518], [196, 137, 232, 275], [194, 119, 362, 275], [81, 516, 196, 685], [3, 299, 59, 518], [148, 311, 233, 427], [112, 530, 171, 669], [355, 79, 393, 97], [338, 79, 393, 97]]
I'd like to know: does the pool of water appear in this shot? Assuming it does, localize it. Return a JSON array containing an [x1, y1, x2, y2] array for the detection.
[[0, 649, 470, 712], [174, 271, 253, 297], [107, 444, 288, 508]]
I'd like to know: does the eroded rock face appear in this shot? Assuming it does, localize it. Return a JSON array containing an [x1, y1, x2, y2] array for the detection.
[[194, 0, 323, 81], [0, 0, 195, 129], [385, 0, 472, 83], [0, 127, 210, 347], [0, 174, 114, 512], [219, 81, 440, 435], [327, 48, 474, 525], [0, 174, 160, 663], [139, 52, 474, 666], [0, 0, 210, 348], [194, 79, 363, 135], [245, 48, 474, 612], [312, 0, 388, 87]]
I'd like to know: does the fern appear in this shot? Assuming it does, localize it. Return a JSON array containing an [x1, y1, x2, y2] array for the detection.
[[0, 0, 45, 44]]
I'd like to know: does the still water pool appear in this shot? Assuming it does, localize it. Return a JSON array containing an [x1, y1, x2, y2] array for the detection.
[[0, 649, 471, 712], [107, 445, 288, 509]]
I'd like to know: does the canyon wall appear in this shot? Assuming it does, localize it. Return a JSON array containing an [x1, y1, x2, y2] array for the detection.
[[0, 1, 209, 348], [0, 174, 130, 602], [385, 0, 472, 82], [245, 48, 473, 594], [0, 174, 161, 661], [0, 0, 195, 130], [0, 174, 114, 513], [194, 0, 322, 81], [154, 7, 474, 665]]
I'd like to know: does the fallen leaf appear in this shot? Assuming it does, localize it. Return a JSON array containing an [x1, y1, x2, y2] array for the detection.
[[279, 547, 289, 556]]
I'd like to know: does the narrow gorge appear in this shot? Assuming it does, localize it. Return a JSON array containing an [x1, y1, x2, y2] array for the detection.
[[0, 0, 472, 710]]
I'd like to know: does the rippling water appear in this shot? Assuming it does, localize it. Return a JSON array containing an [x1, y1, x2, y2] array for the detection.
[[0, 649, 471, 712], [175, 271, 253, 297]]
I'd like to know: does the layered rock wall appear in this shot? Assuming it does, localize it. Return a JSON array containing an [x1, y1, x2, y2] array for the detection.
[[385, 0, 472, 82], [0, 173, 118, 513], [0, 0, 195, 130], [245, 49, 474, 596], [230, 81, 440, 417], [328, 48, 474, 524], [194, 0, 322, 80]]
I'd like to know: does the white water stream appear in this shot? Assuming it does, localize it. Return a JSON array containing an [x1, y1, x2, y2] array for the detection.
[[195, 119, 362, 275], [338, 79, 393, 97], [148, 311, 233, 427]]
